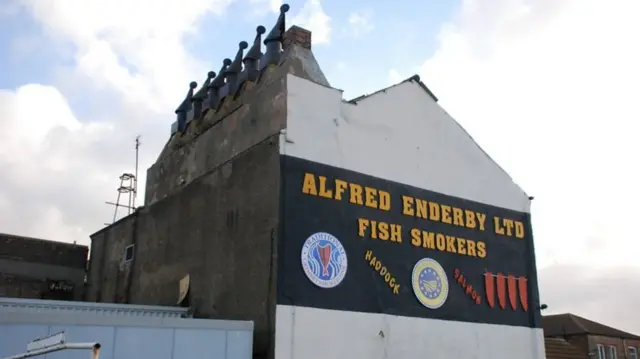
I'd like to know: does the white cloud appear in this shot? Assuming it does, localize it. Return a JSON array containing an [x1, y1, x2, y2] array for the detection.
[[421, 0, 640, 268], [291, 0, 331, 45], [0, 85, 115, 243], [347, 9, 374, 38], [0, 0, 234, 244], [420, 0, 640, 329], [21, 0, 234, 113]]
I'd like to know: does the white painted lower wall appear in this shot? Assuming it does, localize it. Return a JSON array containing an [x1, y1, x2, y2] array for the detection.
[[275, 305, 545, 359]]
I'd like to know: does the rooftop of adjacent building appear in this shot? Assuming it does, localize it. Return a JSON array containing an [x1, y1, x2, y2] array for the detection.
[[543, 313, 640, 340], [0, 232, 88, 269], [0, 232, 88, 250]]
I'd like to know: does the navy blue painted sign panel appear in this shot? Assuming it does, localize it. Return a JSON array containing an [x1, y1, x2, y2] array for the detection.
[[278, 155, 542, 328]]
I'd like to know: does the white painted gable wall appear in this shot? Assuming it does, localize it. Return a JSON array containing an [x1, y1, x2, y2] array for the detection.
[[276, 74, 544, 359]]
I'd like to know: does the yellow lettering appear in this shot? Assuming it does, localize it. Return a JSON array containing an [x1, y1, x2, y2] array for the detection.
[[349, 183, 363, 205], [428, 202, 440, 221], [452, 208, 464, 226], [515, 221, 525, 238], [358, 219, 402, 244], [441, 205, 452, 224], [464, 210, 476, 229], [402, 196, 414, 216], [302, 173, 317, 195], [410, 228, 421, 247], [422, 231, 435, 249], [503, 219, 514, 236], [364, 187, 377, 208], [318, 176, 333, 198], [466, 240, 477, 257], [379, 191, 391, 211], [477, 241, 487, 258], [457, 238, 467, 255], [494, 217, 505, 235], [365, 251, 400, 295], [408, 229, 486, 258], [378, 222, 389, 240], [415, 199, 428, 219], [334, 179, 348, 200], [390, 224, 402, 243], [436, 233, 446, 251], [445, 235, 456, 252], [476, 213, 486, 231], [358, 218, 369, 238], [370, 220, 378, 239]]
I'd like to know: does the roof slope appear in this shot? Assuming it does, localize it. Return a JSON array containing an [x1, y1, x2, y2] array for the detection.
[[543, 313, 640, 340], [348, 74, 438, 103], [544, 338, 585, 359]]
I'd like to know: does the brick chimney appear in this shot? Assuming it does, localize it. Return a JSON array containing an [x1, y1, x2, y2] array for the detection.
[[283, 25, 312, 50]]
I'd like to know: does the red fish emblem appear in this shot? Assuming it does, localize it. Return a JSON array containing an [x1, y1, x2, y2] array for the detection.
[[518, 276, 528, 312], [496, 273, 506, 309], [484, 272, 495, 308], [317, 244, 332, 276], [507, 275, 517, 311]]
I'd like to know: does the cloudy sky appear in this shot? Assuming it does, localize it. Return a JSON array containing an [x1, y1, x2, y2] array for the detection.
[[1, 0, 639, 334]]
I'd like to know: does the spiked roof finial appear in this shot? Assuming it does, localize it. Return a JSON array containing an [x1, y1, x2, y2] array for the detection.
[[261, 4, 289, 68], [245, 26, 266, 62], [264, 4, 290, 44], [176, 81, 198, 113], [227, 41, 248, 75], [193, 71, 215, 101]]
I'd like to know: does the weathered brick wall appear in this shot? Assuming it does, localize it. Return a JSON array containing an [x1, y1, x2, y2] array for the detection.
[[564, 335, 589, 356], [587, 335, 640, 358]]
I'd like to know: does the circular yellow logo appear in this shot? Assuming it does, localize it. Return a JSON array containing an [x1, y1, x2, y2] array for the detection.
[[412, 258, 449, 309]]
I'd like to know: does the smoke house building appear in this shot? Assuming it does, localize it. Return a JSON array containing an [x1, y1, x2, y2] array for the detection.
[[0, 233, 88, 300], [87, 5, 545, 359]]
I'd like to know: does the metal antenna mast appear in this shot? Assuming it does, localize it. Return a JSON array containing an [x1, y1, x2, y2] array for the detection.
[[104, 136, 141, 226], [133, 135, 140, 208]]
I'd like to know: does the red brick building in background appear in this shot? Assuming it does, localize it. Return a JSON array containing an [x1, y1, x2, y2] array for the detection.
[[543, 313, 640, 359], [0, 232, 88, 300]]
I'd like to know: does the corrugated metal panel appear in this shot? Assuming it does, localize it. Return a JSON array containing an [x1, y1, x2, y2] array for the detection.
[[0, 297, 189, 318]]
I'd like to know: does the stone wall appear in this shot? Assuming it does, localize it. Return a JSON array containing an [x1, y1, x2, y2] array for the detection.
[[88, 136, 281, 358]]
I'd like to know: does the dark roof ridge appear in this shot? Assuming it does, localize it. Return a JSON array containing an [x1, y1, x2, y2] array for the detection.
[[348, 74, 438, 104], [0, 232, 88, 248], [543, 313, 640, 340]]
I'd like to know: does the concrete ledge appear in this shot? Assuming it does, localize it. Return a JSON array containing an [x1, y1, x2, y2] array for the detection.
[[0, 310, 254, 331]]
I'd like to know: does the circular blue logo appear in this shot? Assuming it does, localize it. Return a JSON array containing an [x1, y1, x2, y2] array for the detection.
[[412, 257, 449, 309], [301, 232, 348, 289]]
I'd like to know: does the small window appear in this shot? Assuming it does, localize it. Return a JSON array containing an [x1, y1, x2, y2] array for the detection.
[[597, 344, 606, 359], [124, 244, 135, 262], [629, 347, 638, 359], [608, 346, 617, 359]]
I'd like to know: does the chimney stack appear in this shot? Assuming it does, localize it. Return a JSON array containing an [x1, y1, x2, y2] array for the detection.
[[283, 25, 312, 50]]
